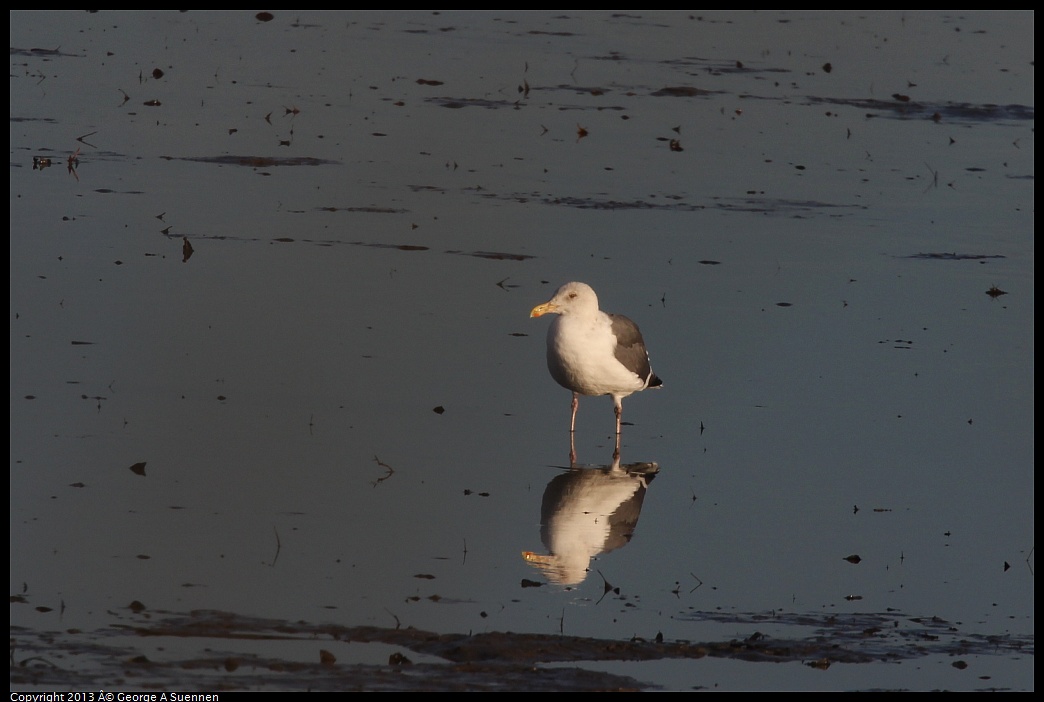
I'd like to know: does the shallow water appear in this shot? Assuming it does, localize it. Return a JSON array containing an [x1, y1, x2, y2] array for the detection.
[[10, 10, 1033, 691]]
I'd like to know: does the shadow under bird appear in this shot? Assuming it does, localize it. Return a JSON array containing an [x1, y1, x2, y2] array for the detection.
[[522, 457, 659, 586]]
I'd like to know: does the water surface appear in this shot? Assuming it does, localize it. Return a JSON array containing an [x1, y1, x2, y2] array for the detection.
[[10, 10, 1033, 691]]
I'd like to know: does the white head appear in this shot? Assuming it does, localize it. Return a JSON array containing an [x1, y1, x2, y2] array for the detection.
[[530, 281, 599, 318]]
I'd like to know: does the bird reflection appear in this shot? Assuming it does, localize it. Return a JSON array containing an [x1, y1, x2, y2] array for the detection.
[[522, 453, 658, 586]]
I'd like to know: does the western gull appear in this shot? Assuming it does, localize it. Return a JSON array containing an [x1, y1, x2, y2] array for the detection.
[[530, 282, 662, 439]]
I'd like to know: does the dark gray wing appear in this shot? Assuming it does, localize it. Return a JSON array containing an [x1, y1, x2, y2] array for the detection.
[[609, 313, 661, 388]]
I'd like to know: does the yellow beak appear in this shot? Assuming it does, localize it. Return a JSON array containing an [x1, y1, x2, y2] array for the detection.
[[530, 302, 557, 318], [522, 550, 553, 564]]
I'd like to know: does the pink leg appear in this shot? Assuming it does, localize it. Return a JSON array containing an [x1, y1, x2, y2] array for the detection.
[[569, 393, 580, 464], [567, 392, 584, 463], [612, 402, 623, 459]]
